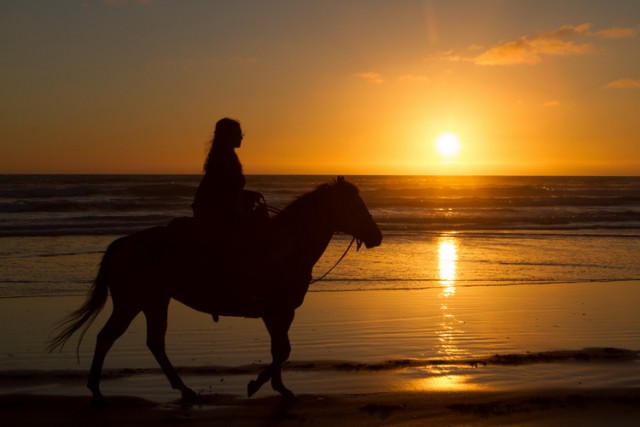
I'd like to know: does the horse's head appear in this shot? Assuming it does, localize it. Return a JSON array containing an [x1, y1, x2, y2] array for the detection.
[[332, 176, 382, 249]]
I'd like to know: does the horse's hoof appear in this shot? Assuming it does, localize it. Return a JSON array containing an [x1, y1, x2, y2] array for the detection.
[[181, 388, 199, 403], [279, 389, 297, 403], [91, 393, 106, 408], [247, 380, 261, 397]]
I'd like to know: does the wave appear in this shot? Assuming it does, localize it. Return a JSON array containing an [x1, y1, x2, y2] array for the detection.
[[367, 196, 640, 209], [2, 207, 638, 237], [0, 197, 192, 214], [0, 250, 104, 260], [1, 348, 636, 380], [2, 175, 639, 237], [307, 278, 640, 293], [4, 279, 636, 299], [0, 175, 198, 215], [0, 214, 174, 237]]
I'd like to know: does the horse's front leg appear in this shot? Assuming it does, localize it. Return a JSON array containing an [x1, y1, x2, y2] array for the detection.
[[248, 310, 295, 401], [144, 301, 198, 403]]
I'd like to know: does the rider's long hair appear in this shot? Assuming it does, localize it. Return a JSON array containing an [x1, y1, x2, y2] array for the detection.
[[204, 118, 242, 173]]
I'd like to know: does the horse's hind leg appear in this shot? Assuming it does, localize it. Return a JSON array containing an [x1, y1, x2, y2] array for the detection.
[[143, 300, 198, 402], [267, 311, 296, 401], [88, 304, 139, 405]]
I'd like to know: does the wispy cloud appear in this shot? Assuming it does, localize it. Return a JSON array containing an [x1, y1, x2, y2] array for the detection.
[[605, 78, 640, 89], [434, 23, 636, 66], [428, 50, 465, 63], [474, 24, 593, 65], [593, 27, 637, 39], [356, 71, 385, 84], [545, 100, 561, 107]]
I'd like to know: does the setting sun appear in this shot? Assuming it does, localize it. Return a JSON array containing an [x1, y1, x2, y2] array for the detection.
[[435, 133, 462, 158]]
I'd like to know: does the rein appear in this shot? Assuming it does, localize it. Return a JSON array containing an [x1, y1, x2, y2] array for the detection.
[[310, 236, 359, 284]]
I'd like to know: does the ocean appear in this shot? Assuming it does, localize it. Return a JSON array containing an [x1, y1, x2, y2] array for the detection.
[[1, 175, 639, 298], [2, 175, 640, 396]]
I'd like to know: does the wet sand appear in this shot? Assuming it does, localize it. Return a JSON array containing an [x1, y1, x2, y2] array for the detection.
[[2, 388, 640, 426], [2, 284, 640, 425]]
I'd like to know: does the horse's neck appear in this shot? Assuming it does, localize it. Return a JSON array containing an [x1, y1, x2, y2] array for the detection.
[[297, 220, 336, 269], [277, 203, 337, 271]]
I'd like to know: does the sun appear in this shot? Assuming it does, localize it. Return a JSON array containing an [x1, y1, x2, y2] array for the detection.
[[435, 132, 461, 158]]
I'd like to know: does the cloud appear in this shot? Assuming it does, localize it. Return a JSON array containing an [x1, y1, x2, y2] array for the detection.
[[605, 78, 640, 89], [429, 50, 466, 63], [545, 100, 560, 107], [546, 23, 592, 37], [356, 72, 385, 84], [474, 40, 540, 65], [593, 27, 637, 39], [473, 24, 593, 65], [434, 23, 634, 66]]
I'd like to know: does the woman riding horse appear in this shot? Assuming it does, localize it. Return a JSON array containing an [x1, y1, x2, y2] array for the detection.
[[48, 178, 382, 405]]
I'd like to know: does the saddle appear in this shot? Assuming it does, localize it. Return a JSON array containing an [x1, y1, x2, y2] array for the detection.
[[166, 191, 271, 319]]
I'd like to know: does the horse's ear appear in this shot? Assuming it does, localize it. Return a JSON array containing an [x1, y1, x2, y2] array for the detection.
[[337, 175, 345, 184]]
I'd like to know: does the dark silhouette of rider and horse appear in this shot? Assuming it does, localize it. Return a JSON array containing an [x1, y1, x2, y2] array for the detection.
[[48, 118, 383, 405]]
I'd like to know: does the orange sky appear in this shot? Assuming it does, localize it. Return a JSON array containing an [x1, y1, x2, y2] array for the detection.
[[1, 1, 639, 175]]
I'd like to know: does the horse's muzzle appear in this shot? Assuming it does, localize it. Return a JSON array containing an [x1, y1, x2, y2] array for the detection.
[[363, 228, 382, 248]]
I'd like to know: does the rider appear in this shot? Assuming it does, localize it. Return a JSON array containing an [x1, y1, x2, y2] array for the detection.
[[192, 117, 246, 247], [192, 118, 265, 320]]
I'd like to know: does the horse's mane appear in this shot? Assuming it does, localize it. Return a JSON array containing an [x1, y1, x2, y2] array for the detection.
[[274, 178, 359, 224]]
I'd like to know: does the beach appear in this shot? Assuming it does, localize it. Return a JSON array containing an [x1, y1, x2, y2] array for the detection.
[[3, 389, 640, 426], [1, 174, 639, 424], [2, 285, 640, 426]]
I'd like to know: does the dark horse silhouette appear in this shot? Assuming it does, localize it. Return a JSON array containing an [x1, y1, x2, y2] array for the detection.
[[48, 177, 382, 404]]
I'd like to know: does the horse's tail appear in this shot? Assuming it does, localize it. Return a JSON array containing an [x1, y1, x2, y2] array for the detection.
[[46, 237, 123, 360]]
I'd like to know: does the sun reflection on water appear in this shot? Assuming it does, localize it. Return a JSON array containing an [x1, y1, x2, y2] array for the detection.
[[398, 235, 480, 392], [436, 236, 467, 360], [438, 237, 458, 297], [404, 369, 488, 392]]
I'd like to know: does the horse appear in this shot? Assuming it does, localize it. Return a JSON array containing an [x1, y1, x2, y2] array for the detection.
[[47, 177, 382, 405]]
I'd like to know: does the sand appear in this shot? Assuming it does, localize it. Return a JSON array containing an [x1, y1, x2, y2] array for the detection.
[[2, 388, 640, 426], [2, 285, 640, 425]]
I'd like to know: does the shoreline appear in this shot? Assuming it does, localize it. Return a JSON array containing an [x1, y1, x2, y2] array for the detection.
[[3, 346, 638, 389], [2, 347, 639, 406]]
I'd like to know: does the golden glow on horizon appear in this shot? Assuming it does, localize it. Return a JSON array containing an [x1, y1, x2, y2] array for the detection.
[[435, 132, 462, 159]]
